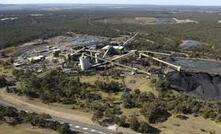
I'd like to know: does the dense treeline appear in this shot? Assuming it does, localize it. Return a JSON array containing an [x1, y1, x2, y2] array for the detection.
[[12, 69, 101, 104], [1, 9, 221, 59], [0, 105, 81, 134], [0, 10, 121, 49], [96, 12, 221, 59], [12, 69, 125, 118]]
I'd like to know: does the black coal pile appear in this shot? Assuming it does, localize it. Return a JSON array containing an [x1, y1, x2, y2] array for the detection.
[[167, 72, 221, 100]]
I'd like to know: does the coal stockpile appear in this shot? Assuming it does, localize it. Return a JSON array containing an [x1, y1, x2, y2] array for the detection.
[[167, 72, 221, 100], [165, 57, 221, 75]]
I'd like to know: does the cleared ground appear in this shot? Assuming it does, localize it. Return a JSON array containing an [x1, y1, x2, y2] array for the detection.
[[0, 123, 57, 134], [156, 115, 221, 134], [95, 17, 159, 25]]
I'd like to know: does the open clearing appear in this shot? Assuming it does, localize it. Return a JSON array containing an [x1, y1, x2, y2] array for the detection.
[[94, 17, 159, 25], [80, 74, 157, 94], [123, 109, 221, 134], [0, 123, 57, 134], [155, 115, 221, 134], [124, 75, 157, 95]]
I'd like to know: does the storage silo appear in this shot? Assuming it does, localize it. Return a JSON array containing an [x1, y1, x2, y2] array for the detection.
[[95, 53, 101, 64], [79, 55, 91, 71]]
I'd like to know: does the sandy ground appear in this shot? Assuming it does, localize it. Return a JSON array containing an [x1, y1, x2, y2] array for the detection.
[[0, 123, 57, 134]]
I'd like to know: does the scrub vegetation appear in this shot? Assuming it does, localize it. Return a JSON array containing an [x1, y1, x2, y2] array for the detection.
[[5, 68, 220, 133]]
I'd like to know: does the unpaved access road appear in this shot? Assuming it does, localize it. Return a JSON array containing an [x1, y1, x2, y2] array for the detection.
[[0, 90, 116, 134]]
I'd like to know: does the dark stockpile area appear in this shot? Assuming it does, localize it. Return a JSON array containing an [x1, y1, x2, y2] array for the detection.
[[167, 72, 221, 100], [166, 57, 221, 75]]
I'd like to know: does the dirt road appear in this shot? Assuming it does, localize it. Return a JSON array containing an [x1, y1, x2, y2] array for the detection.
[[0, 90, 115, 134]]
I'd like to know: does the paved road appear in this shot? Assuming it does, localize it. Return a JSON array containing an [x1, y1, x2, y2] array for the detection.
[[53, 117, 113, 134], [0, 96, 115, 134]]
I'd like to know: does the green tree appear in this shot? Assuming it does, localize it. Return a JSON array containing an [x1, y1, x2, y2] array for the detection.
[[138, 121, 158, 133], [141, 101, 171, 123], [57, 123, 71, 134], [92, 110, 104, 122], [0, 76, 7, 88]]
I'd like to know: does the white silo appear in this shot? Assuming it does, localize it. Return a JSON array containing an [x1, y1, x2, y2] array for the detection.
[[79, 54, 91, 71], [95, 53, 101, 64]]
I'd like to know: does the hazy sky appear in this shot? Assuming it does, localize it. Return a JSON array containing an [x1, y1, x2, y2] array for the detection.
[[1, 0, 221, 6]]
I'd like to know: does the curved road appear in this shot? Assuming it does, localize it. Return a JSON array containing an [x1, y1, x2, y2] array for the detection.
[[0, 91, 115, 134]]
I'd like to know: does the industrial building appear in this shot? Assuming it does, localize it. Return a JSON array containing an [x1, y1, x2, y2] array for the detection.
[[28, 55, 45, 63]]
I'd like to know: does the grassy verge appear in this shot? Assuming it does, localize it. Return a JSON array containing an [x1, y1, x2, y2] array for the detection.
[[0, 123, 58, 134]]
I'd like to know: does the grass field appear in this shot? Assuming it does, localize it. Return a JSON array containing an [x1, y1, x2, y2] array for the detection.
[[0, 123, 57, 134], [124, 75, 158, 95], [80, 74, 121, 84]]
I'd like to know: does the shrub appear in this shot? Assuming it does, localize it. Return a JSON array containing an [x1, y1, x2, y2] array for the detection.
[[141, 101, 171, 123]]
